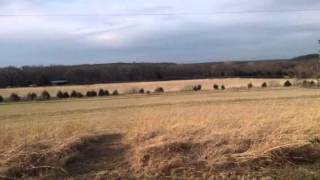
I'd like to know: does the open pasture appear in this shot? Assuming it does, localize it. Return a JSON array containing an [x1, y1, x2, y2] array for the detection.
[[0, 78, 290, 98], [1, 79, 320, 179]]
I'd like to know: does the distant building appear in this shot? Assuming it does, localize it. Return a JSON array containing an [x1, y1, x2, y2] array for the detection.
[[29, 84, 38, 87], [50, 80, 69, 86]]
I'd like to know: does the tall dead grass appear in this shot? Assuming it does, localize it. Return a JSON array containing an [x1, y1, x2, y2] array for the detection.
[[127, 99, 320, 175]]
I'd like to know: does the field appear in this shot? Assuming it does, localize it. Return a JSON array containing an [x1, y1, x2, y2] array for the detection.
[[1, 78, 320, 179], [0, 78, 289, 98]]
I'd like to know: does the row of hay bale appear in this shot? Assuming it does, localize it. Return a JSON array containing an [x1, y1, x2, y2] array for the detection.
[[0, 87, 165, 103]]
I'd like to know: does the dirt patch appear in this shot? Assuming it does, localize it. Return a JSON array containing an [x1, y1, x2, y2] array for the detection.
[[0, 133, 129, 179]]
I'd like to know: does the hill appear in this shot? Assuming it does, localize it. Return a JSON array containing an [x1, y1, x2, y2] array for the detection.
[[0, 54, 318, 88]]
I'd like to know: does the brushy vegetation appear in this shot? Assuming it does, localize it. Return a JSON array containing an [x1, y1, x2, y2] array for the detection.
[[86, 90, 97, 97], [193, 84, 202, 91], [262, 82, 267, 88], [213, 84, 219, 90], [139, 88, 145, 94], [76, 92, 84, 98], [154, 87, 164, 93], [302, 80, 318, 88], [63, 92, 69, 98], [10, 93, 20, 102], [0, 95, 3, 102], [221, 85, 225, 90], [41, 91, 51, 100], [71, 90, 78, 98], [57, 91, 70, 99], [248, 82, 253, 89], [57, 91, 64, 99], [112, 90, 119, 96], [98, 89, 109, 96], [284, 80, 292, 87], [27, 92, 37, 101]]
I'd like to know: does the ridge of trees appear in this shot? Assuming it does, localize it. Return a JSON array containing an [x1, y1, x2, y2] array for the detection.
[[0, 54, 319, 88]]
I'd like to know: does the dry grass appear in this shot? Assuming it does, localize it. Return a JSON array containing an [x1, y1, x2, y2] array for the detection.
[[1, 81, 320, 178], [0, 78, 291, 98]]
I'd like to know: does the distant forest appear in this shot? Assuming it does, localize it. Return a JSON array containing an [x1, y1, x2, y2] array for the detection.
[[0, 54, 319, 88]]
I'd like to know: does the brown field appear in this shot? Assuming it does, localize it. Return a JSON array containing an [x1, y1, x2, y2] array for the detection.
[[1, 78, 320, 179], [0, 78, 291, 98]]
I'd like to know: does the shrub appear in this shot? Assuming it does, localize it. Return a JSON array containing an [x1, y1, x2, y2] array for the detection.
[[193, 84, 202, 91], [146, 90, 151, 94], [261, 82, 267, 88], [302, 80, 317, 88], [27, 92, 37, 101], [302, 80, 308, 86], [104, 90, 110, 96], [213, 84, 219, 90], [221, 85, 225, 90], [56, 91, 69, 99], [154, 87, 164, 93], [193, 86, 198, 91], [99, 89, 107, 96], [63, 92, 69, 98], [197, 84, 202, 91], [112, 90, 119, 95], [139, 88, 145, 94], [310, 80, 316, 86], [10, 93, 20, 102], [0, 95, 3, 102], [76, 92, 84, 98], [41, 91, 50, 100], [284, 80, 292, 87], [248, 83, 253, 89], [86, 90, 97, 97], [71, 90, 78, 98], [57, 91, 64, 98]]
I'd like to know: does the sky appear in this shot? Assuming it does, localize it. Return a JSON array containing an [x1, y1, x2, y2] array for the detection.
[[0, 0, 319, 66]]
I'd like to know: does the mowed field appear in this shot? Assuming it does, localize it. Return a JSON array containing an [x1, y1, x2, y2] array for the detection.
[[0, 78, 289, 98], [1, 79, 320, 179]]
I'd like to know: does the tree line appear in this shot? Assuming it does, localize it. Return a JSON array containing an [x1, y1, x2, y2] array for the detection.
[[0, 54, 318, 88]]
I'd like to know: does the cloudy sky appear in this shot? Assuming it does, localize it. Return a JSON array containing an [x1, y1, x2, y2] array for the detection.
[[0, 0, 319, 66]]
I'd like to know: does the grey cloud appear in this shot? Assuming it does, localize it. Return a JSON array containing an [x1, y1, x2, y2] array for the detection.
[[0, 0, 319, 66]]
